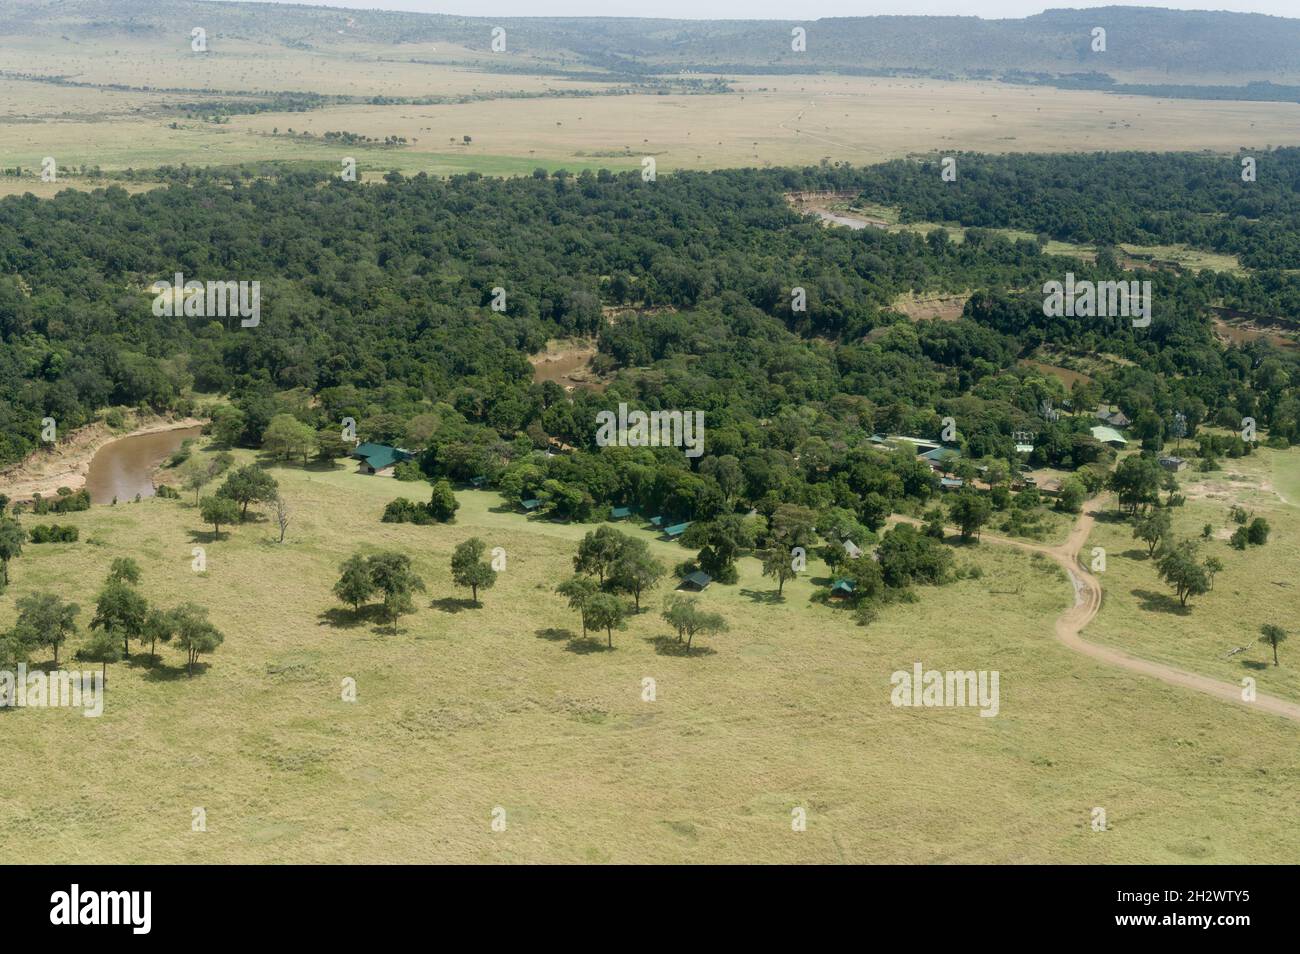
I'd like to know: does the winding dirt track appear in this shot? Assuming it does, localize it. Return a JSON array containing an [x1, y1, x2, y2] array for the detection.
[[895, 502, 1300, 723]]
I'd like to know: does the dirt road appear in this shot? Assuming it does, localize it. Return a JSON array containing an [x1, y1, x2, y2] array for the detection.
[[894, 503, 1300, 723]]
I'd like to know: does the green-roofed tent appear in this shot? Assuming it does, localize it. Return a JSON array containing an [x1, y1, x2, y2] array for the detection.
[[520, 498, 541, 511], [610, 506, 632, 519], [1090, 425, 1128, 446], [830, 578, 855, 597], [469, 475, 487, 488], [649, 516, 664, 527], [920, 446, 961, 463], [678, 571, 712, 591], [663, 521, 692, 538], [351, 442, 414, 474]]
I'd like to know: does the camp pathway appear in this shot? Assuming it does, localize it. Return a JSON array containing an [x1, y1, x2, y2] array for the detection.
[[891, 500, 1300, 724]]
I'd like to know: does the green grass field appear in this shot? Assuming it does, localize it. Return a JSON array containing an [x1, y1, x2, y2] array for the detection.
[[1, 444, 1296, 863], [1085, 446, 1300, 705]]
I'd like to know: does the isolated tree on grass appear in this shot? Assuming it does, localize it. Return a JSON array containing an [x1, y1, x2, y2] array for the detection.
[[171, 603, 225, 676], [200, 495, 240, 538], [1132, 508, 1172, 557], [1110, 456, 1163, 515], [108, 557, 141, 585], [556, 575, 598, 639], [585, 592, 626, 649], [77, 630, 121, 686], [91, 576, 148, 659], [217, 464, 279, 520], [368, 552, 426, 634], [1155, 538, 1212, 608], [948, 491, 992, 543], [0, 515, 26, 591], [141, 606, 176, 667], [684, 608, 727, 652], [574, 526, 625, 583], [451, 538, 496, 604], [334, 554, 376, 613], [13, 592, 79, 667], [609, 539, 664, 611], [1261, 624, 1288, 667], [275, 495, 290, 543], [761, 547, 797, 597], [180, 456, 215, 505], [662, 594, 695, 643]]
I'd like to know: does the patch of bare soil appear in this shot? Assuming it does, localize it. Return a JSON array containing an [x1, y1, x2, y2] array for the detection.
[[529, 340, 605, 393], [893, 293, 969, 322]]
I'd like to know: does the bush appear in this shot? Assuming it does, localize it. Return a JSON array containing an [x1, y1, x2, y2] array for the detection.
[[155, 484, 181, 499], [1247, 517, 1270, 545], [381, 498, 433, 525], [31, 489, 91, 514], [393, 459, 424, 481], [1230, 526, 1249, 550], [28, 524, 78, 543]]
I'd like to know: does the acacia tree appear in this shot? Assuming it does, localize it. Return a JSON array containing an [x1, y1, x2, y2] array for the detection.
[[77, 630, 121, 686], [13, 592, 79, 666], [1155, 538, 1213, 607], [275, 495, 290, 543], [555, 575, 598, 639], [1132, 509, 1172, 557], [451, 538, 496, 604], [0, 516, 26, 591], [574, 526, 625, 583], [761, 547, 797, 596], [608, 540, 664, 611], [1261, 624, 1288, 667], [367, 552, 426, 634], [948, 491, 992, 543], [217, 464, 279, 520], [142, 606, 176, 666], [585, 592, 626, 649], [200, 495, 240, 538], [333, 554, 375, 613], [171, 603, 225, 675], [90, 575, 148, 659]]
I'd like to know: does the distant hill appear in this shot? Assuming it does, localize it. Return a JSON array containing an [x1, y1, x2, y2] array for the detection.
[[4, 2, 1300, 83]]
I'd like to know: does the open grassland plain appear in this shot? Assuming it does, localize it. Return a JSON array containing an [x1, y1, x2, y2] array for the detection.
[[1085, 446, 1300, 705], [0, 446, 1296, 863], [4, 70, 1300, 180]]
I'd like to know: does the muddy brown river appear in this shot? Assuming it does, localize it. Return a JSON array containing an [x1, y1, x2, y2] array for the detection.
[[84, 426, 204, 504]]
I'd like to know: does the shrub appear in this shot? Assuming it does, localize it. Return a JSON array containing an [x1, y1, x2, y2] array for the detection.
[[28, 524, 78, 543], [1247, 517, 1270, 546]]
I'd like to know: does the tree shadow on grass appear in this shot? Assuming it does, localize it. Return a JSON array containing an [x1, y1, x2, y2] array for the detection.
[[141, 661, 193, 682], [645, 635, 716, 657], [565, 636, 613, 654], [1120, 549, 1151, 561], [318, 604, 388, 629], [1132, 588, 1191, 616], [739, 588, 785, 605], [1240, 659, 1270, 671], [535, 627, 574, 642], [431, 597, 479, 614], [1093, 510, 1132, 526], [186, 529, 228, 544]]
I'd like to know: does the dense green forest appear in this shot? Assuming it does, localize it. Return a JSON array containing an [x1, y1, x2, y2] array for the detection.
[[1, 151, 1298, 530]]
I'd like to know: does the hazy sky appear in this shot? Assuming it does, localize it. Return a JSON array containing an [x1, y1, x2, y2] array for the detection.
[[239, 1, 1299, 19]]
